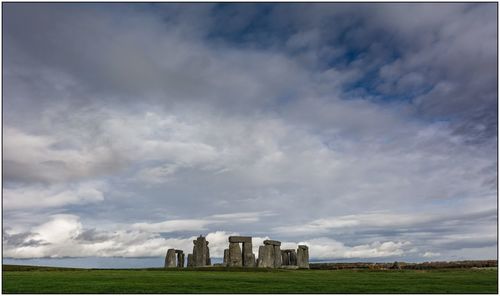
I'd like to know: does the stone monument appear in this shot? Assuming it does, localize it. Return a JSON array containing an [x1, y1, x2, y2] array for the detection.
[[226, 236, 256, 267], [187, 235, 211, 267], [164, 249, 185, 268], [297, 245, 309, 269], [257, 239, 282, 268]]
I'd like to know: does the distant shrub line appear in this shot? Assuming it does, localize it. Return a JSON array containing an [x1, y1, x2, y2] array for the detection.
[[310, 260, 497, 270]]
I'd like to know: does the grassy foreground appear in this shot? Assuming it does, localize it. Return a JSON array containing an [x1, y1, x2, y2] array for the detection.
[[2, 265, 498, 293]]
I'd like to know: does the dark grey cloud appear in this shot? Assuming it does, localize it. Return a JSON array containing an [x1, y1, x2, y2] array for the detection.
[[3, 232, 49, 247], [74, 229, 115, 243]]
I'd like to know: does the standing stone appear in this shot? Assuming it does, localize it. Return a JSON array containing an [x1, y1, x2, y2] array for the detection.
[[242, 242, 255, 267], [273, 245, 282, 268], [181, 253, 186, 267], [206, 242, 211, 266], [257, 245, 274, 268], [228, 242, 243, 267], [165, 249, 176, 268], [192, 236, 207, 266], [187, 254, 193, 267], [297, 245, 309, 269], [175, 251, 185, 268], [189, 236, 211, 267], [281, 250, 291, 266], [223, 249, 229, 266], [281, 251, 287, 266], [289, 249, 297, 266]]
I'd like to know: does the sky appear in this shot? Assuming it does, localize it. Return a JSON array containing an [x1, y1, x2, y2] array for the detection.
[[3, 3, 498, 264]]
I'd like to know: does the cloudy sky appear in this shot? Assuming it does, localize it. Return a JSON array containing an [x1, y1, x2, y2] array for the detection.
[[3, 3, 497, 263]]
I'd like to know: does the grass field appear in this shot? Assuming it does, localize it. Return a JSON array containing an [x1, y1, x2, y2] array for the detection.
[[2, 265, 498, 293]]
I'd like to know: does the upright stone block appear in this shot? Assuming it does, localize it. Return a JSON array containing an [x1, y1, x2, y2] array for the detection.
[[297, 245, 309, 269], [242, 242, 255, 267], [189, 236, 211, 267], [273, 245, 282, 268], [192, 236, 207, 266], [223, 249, 229, 266], [206, 242, 211, 266], [257, 245, 274, 268], [228, 242, 243, 267], [281, 250, 290, 265], [176, 251, 185, 268], [187, 254, 193, 267], [289, 249, 297, 266], [165, 249, 176, 268]]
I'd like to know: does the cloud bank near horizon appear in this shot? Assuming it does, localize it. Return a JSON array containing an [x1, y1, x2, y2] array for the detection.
[[3, 3, 497, 262]]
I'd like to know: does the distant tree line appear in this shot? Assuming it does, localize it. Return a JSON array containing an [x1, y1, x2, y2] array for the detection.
[[309, 260, 497, 270]]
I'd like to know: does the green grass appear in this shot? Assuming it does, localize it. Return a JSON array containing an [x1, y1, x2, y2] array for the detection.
[[2, 265, 497, 293]]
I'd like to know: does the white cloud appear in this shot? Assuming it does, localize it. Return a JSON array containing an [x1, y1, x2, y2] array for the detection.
[[131, 211, 275, 233], [272, 208, 497, 235], [132, 219, 212, 233], [3, 127, 122, 183], [4, 182, 105, 210], [422, 251, 441, 258], [4, 215, 413, 260], [304, 237, 411, 259]]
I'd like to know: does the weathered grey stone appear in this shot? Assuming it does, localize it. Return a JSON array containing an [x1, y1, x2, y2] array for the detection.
[[257, 245, 274, 268], [192, 236, 207, 266], [187, 254, 193, 267], [289, 249, 297, 266], [177, 252, 185, 268], [263, 239, 281, 246], [247, 253, 256, 267], [165, 249, 176, 268], [228, 242, 243, 267], [189, 236, 211, 267], [273, 245, 282, 268], [206, 243, 211, 266], [242, 242, 255, 267], [229, 236, 252, 243], [297, 245, 309, 269], [281, 250, 289, 265], [223, 249, 229, 266]]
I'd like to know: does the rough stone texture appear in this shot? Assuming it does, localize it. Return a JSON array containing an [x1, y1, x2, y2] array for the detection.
[[228, 242, 243, 267], [187, 254, 193, 267], [177, 252, 185, 268], [229, 236, 252, 243], [281, 250, 290, 266], [263, 239, 281, 246], [223, 249, 229, 266], [206, 242, 211, 266], [242, 242, 255, 267], [190, 236, 211, 267], [248, 253, 256, 267], [289, 249, 297, 266], [257, 245, 274, 268], [192, 236, 206, 266], [273, 245, 282, 268], [297, 245, 309, 269], [165, 249, 176, 268]]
